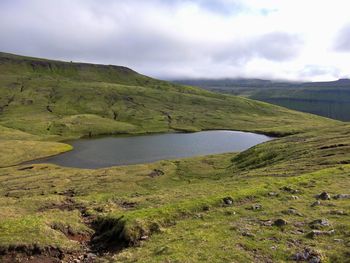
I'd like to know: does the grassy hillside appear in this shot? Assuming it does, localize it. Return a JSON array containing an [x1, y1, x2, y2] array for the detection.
[[0, 53, 349, 262], [0, 52, 337, 167], [175, 78, 350, 121], [0, 52, 335, 138], [1, 124, 349, 262]]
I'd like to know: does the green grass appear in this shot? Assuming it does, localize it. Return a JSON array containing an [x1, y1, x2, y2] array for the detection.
[[0, 52, 349, 262], [1, 124, 350, 261]]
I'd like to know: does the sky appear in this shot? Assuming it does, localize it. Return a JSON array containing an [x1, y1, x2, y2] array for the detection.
[[0, 0, 350, 81]]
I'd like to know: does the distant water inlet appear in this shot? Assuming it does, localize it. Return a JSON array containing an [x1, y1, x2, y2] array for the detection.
[[32, 131, 272, 169]]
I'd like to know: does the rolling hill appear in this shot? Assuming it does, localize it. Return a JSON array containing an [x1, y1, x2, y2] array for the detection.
[[1, 52, 349, 262], [175, 78, 350, 121], [0, 52, 337, 167]]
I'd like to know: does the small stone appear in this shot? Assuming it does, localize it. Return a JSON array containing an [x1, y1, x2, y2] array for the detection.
[[293, 248, 323, 262], [307, 229, 335, 238], [260, 220, 273, 226], [309, 219, 330, 229], [281, 186, 299, 194], [241, 231, 255, 237], [268, 192, 278, 197], [311, 200, 321, 207], [282, 208, 303, 216], [294, 222, 305, 228], [223, 197, 233, 206], [149, 169, 165, 178], [290, 195, 299, 200], [273, 218, 288, 227], [140, 235, 149, 240], [333, 194, 350, 200], [317, 192, 331, 200]]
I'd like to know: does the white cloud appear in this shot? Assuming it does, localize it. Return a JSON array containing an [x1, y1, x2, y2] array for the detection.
[[0, 0, 350, 81]]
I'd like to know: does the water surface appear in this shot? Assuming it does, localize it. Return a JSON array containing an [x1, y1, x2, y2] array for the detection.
[[33, 131, 271, 168]]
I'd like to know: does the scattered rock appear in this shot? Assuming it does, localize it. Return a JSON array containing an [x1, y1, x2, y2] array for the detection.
[[273, 219, 288, 227], [292, 248, 324, 262], [294, 222, 306, 228], [260, 220, 273, 226], [311, 200, 321, 207], [282, 208, 303, 217], [290, 195, 299, 200], [333, 194, 350, 200], [309, 219, 330, 229], [317, 192, 331, 200], [241, 231, 255, 237], [149, 169, 165, 178], [223, 197, 233, 206], [281, 186, 299, 194], [307, 229, 335, 238], [291, 229, 305, 235]]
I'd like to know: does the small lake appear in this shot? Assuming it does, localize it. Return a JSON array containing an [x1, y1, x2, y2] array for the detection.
[[33, 131, 272, 169]]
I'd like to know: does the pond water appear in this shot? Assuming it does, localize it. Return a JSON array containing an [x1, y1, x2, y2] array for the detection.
[[33, 130, 272, 169]]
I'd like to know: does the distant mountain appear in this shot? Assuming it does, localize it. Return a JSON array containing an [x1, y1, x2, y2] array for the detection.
[[174, 78, 350, 121]]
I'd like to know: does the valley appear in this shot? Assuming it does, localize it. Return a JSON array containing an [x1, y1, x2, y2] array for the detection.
[[0, 53, 349, 262]]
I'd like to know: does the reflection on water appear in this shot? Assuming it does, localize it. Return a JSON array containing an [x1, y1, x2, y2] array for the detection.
[[32, 130, 272, 169]]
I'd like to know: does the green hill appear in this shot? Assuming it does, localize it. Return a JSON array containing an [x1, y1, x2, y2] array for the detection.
[[0, 52, 335, 138], [1, 53, 349, 263], [0, 52, 336, 166], [175, 78, 350, 121]]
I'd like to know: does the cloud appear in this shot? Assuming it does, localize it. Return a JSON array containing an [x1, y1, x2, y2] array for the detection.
[[0, 0, 350, 81], [300, 65, 341, 78], [334, 24, 350, 52], [213, 32, 302, 65]]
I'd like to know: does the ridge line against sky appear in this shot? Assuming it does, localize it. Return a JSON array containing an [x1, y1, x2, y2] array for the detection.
[[0, 0, 350, 81]]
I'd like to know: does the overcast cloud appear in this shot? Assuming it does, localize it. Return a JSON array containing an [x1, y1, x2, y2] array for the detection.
[[0, 0, 350, 81]]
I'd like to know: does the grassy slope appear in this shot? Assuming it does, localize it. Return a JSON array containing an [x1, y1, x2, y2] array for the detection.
[[0, 53, 349, 262], [175, 78, 350, 121], [0, 52, 338, 166], [0, 124, 349, 262], [249, 85, 350, 122]]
